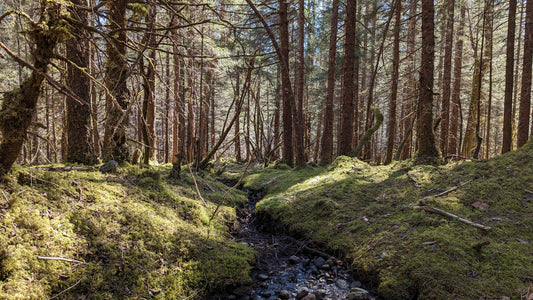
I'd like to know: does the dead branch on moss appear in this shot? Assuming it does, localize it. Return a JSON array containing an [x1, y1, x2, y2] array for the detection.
[[49, 277, 83, 299], [36, 256, 86, 264], [413, 205, 492, 231], [209, 159, 252, 224], [425, 179, 473, 198], [472, 240, 490, 251], [187, 164, 207, 207], [407, 173, 421, 188]]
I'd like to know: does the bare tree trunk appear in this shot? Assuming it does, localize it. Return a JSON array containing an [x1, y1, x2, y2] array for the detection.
[[279, 0, 294, 167], [439, 0, 455, 157], [517, 0, 533, 147], [448, 5, 465, 156], [385, 0, 401, 164], [417, 0, 439, 162], [294, 0, 306, 168], [502, 0, 517, 154], [319, 0, 339, 165]]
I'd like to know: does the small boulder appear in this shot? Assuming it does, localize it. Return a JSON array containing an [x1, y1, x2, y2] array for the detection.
[[99, 160, 118, 173], [302, 294, 316, 300], [351, 281, 362, 288], [289, 255, 301, 265], [314, 289, 327, 300], [257, 273, 269, 281], [335, 279, 350, 290], [347, 288, 370, 300], [278, 289, 291, 300], [296, 287, 309, 299], [314, 257, 326, 268]]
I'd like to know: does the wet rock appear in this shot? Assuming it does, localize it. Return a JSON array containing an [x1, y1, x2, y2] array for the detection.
[[99, 160, 118, 173], [315, 289, 327, 300], [278, 289, 291, 300], [233, 286, 252, 296], [320, 263, 331, 270], [257, 273, 269, 281], [296, 287, 309, 299], [347, 288, 370, 300], [351, 281, 362, 288], [335, 278, 350, 290], [289, 255, 301, 264], [314, 257, 326, 268], [302, 294, 316, 300], [310, 265, 319, 275]]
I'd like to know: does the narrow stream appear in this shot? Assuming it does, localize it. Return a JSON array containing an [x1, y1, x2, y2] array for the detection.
[[217, 183, 375, 300]]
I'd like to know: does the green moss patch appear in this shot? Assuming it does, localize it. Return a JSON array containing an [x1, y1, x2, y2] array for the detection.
[[248, 151, 533, 299], [0, 164, 253, 299]]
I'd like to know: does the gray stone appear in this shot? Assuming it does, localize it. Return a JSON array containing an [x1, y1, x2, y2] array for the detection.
[[314, 257, 326, 268], [310, 265, 319, 275], [314, 289, 327, 300], [296, 287, 309, 299], [320, 263, 331, 270], [288, 255, 301, 264], [278, 290, 291, 300], [99, 160, 118, 173], [257, 273, 269, 281], [302, 294, 316, 300], [347, 288, 370, 300], [350, 281, 361, 288], [335, 278, 350, 290]]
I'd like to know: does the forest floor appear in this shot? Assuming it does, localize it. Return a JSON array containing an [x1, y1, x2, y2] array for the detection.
[[0, 142, 532, 299]]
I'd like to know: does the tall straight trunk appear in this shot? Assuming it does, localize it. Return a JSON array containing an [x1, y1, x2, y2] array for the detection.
[[294, 0, 306, 168], [234, 68, 242, 161], [90, 47, 100, 158], [417, 0, 439, 161], [448, 5, 465, 156], [186, 56, 195, 163], [65, 0, 97, 165], [319, 0, 339, 165], [339, 0, 357, 156], [517, 0, 533, 147], [164, 52, 171, 163], [273, 71, 281, 160], [141, 2, 157, 164], [502, 0, 517, 154], [485, 26, 493, 159], [439, 0, 455, 157], [385, 0, 401, 164], [103, 0, 130, 162], [280, 0, 294, 167], [513, 2, 525, 146]]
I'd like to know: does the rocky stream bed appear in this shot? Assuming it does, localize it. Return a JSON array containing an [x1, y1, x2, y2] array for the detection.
[[215, 185, 376, 300]]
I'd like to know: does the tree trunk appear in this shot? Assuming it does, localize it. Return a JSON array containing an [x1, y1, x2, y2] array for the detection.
[[319, 0, 339, 165], [103, 0, 130, 162], [385, 0, 401, 164], [502, 0, 517, 154], [294, 0, 306, 168], [517, 0, 533, 147], [339, 0, 357, 156], [416, 0, 439, 162], [439, 0, 455, 157], [448, 5, 465, 156], [279, 0, 294, 167]]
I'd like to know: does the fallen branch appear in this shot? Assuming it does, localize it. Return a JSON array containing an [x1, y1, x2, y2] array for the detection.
[[407, 173, 421, 188], [49, 277, 83, 299], [413, 205, 491, 231], [36, 256, 86, 264], [425, 179, 473, 198], [187, 165, 207, 207], [472, 240, 490, 251], [349, 107, 384, 157]]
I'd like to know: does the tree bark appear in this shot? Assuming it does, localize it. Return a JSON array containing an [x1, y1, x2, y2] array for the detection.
[[502, 0, 517, 154], [416, 0, 440, 162], [279, 0, 294, 167], [141, 1, 157, 164], [448, 5, 465, 156], [294, 0, 306, 168], [385, 0, 401, 164], [319, 0, 339, 165], [439, 0, 455, 157], [517, 0, 533, 147]]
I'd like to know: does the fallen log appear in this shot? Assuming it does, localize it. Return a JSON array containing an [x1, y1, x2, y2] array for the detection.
[[413, 205, 492, 231]]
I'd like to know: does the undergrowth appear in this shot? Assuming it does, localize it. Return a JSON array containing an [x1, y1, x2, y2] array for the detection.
[[0, 163, 252, 299], [247, 144, 533, 299]]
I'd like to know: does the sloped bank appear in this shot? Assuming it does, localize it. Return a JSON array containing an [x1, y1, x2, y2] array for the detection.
[[243, 147, 533, 299]]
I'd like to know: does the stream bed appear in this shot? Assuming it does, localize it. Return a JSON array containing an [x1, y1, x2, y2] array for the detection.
[[219, 185, 376, 300]]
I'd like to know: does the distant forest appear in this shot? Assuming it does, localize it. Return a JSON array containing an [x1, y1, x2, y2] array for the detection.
[[0, 0, 531, 173]]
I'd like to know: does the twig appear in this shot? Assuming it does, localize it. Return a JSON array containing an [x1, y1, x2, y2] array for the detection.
[[49, 277, 83, 299], [187, 165, 207, 207], [407, 173, 421, 188], [413, 205, 492, 231], [209, 159, 253, 223], [35, 256, 86, 264], [204, 183, 216, 192], [472, 240, 490, 251], [425, 179, 473, 198], [1, 190, 9, 205]]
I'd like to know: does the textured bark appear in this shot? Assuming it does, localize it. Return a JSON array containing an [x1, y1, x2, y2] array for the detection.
[[103, 0, 130, 162], [385, 0, 401, 164], [0, 9, 60, 176], [339, 0, 357, 156], [65, 0, 97, 165], [448, 5, 465, 156], [141, 2, 157, 164], [319, 0, 339, 165], [502, 0, 517, 154], [279, 0, 294, 167], [517, 0, 533, 147], [234, 68, 242, 161], [294, 0, 306, 168], [439, 0, 455, 157], [416, 0, 439, 162]]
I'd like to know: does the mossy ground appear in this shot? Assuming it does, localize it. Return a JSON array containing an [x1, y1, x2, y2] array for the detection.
[[246, 145, 533, 299], [0, 163, 253, 299]]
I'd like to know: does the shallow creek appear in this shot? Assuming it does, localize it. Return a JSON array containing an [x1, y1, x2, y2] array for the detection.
[[217, 184, 375, 300]]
